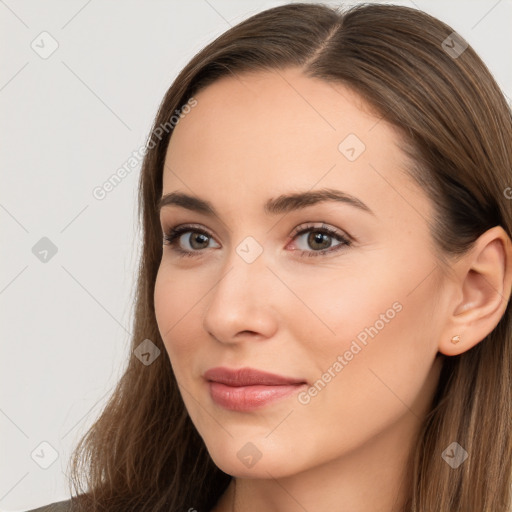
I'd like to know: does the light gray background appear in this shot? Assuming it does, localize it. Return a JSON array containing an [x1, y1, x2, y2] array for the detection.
[[1, 0, 511, 510]]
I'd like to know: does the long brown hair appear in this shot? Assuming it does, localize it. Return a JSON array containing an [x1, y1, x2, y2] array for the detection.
[[68, 3, 512, 511]]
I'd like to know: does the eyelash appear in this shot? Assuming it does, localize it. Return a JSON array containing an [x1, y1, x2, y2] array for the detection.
[[162, 223, 352, 259]]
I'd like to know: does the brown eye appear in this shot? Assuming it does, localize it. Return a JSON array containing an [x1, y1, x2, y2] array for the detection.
[[163, 225, 219, 257], [186, 232, 210, 250], [291, 223, 352, 257], [306, 231, 332, 251]]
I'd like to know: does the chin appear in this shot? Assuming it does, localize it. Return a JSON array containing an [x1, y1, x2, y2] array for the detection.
[[209, 452, 297, 479], [202, 435, 311, 479]]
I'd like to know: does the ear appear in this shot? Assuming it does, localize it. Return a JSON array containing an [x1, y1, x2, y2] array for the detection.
[[438, 226, 512, 356]]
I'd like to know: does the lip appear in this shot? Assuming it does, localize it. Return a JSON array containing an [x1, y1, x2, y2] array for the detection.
[[204, 367, 307, 411], [204, 366, 307, 386]]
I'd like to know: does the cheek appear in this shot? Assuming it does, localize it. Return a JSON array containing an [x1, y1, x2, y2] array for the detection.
[[291, 258, 440, 422], [282, 263, 403, 365], [154, 266, 203, 371], [296, 245, 439, 363]]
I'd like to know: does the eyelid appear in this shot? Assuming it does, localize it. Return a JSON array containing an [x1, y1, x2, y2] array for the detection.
[[288, 222, 350, 239], [285, 222, 352, 254], [162, 223, 218, 247]]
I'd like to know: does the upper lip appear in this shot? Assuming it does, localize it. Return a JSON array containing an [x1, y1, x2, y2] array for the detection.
[[204, 367, 307, 387]]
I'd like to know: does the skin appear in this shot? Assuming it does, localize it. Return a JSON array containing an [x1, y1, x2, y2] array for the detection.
[[153, 67, 512, 512]]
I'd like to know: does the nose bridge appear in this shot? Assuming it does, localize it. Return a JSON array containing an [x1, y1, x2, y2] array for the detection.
[[202, 235, 277, 341], [215, 230, 270, 297]]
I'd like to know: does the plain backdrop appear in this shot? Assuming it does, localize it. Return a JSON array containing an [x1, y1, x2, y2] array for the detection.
[[1, 0, 511, 510]]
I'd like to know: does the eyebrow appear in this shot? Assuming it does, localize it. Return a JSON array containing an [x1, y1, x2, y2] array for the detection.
[[156, 188, 375, 217]]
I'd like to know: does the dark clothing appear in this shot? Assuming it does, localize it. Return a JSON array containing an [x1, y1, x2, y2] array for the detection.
[[24, 499, 72, 512]]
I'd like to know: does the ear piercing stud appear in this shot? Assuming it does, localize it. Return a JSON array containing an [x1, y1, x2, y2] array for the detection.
[[451, 335, 461, 344]]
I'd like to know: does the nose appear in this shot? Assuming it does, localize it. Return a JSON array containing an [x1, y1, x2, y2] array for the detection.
[[202, 248, 279, 345]]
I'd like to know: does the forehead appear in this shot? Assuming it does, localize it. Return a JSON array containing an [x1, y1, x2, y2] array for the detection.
[[161, 68, 428, 223], [166, 67, 387, 164]]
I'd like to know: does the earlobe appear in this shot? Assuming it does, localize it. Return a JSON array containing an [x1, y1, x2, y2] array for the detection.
[[438, 226, 512, 357]]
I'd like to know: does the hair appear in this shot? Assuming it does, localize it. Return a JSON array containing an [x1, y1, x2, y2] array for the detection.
[[67, 3, 512, 511]]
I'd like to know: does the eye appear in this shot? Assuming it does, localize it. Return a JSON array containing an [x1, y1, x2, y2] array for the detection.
[[162, 224, 219, 258], [162, 222, 352, 258], [288, 222, 352, 257]]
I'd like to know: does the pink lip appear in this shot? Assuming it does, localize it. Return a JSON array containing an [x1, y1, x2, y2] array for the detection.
[[203, 367, 307, 411]]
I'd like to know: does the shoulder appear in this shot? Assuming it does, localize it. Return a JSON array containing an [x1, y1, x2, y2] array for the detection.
[[23, 499, 73, 512]]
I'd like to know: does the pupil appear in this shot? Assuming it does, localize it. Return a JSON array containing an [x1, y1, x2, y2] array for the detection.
[[191, 233, 208, 249], [309, 231, 330, 250]]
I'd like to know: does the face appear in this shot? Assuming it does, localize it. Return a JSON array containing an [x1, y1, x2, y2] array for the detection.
[[154, 67, 447, 479]]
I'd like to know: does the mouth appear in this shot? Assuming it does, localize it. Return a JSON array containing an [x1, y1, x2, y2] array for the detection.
[[203, 366, 308, 412]]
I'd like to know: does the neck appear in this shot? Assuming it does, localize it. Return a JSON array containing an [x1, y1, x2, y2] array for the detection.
[[230, 414, 416, 512]]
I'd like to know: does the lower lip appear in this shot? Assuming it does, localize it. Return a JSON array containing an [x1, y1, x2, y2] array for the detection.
[[208, 381, 306, 411]]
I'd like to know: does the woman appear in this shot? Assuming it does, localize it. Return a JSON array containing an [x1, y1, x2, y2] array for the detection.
[[27, 2, 512, 511]]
